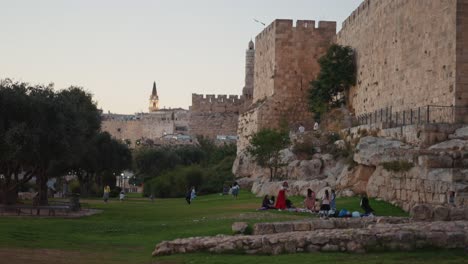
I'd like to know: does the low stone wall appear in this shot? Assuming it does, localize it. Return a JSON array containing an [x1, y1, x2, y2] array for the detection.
[[153, 221, 468, 256], [411, 204, 468, 221], [253, 217, 410, 235], [344, 123, 463, 148]]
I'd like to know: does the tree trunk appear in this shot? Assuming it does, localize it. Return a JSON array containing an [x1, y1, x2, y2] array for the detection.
[[0, 185, 18, 205], [269, 167, 273, 182], [36, 171, 48, 205]]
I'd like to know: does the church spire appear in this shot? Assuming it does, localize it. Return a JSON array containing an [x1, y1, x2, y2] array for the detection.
[[152, 81, 157, 96], [149, 81, 160, 112]]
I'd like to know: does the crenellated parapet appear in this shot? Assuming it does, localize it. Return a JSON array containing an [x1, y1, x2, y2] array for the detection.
[[255, 19, 336, 44], [190, 93, 244, 113]]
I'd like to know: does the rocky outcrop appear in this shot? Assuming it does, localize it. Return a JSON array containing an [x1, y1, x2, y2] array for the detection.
[[153, 221, 468, 256], [449, 126, 468, 140], [251, 180, 329, 197], [336, 165, 375, 195]]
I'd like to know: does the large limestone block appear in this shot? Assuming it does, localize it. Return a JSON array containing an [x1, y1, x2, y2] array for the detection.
[[429, 139, 468, 151], [449, 126, 468, 140], [418, 155, 453, 168], [336, 164, 376, 195], [279, 148, 296, 164], [410, 204, 433, 221], [354, 137, 410, 166], [432, 206, 450, 221]]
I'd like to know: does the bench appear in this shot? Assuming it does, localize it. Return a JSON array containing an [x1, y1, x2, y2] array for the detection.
[[0, 204, 71, 216]]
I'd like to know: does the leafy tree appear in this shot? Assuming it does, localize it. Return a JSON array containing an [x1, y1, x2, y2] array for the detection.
[[247, 128, 290, 181], [0, 80, 116, 204], [308, 44, 356, 119]]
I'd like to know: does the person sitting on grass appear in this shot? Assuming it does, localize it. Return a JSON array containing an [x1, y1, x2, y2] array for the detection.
[[360, 194, 375, 215], [269, 196, 275, 207], [259, 195, 275, 210]]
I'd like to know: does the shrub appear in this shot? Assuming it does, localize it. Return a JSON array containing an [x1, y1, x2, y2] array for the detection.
[[292, 140, 316, 159], [109, 187, 122, 198], [69, 179, 81, 194], [381, 161, 414, 172]]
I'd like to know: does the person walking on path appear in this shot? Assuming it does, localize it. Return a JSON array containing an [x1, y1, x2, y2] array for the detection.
[[103, 185, 111, 203]]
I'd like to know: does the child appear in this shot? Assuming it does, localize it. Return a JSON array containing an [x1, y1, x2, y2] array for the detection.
[[190, 186, 196, 202], [231, 182, 240, 199], [330, 189, 336, 210]]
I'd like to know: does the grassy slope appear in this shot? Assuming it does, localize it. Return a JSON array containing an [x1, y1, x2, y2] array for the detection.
[[0, 191, 466, 264]]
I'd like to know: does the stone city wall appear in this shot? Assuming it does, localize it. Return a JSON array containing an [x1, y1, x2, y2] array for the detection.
[[189, 93, 243, 140], [190, 93, 243, 113], [101, 110, 189, 146], [237, 19, 336, 152], [337, 0, 468, 122]]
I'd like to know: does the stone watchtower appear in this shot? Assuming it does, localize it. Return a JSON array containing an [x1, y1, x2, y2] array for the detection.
[[149, 81, 159, 112], [242, 40, 255, 108]]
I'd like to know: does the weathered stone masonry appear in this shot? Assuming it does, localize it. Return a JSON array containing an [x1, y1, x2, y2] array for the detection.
[[237, 20, 336, 152], [189, 94, 243, 140], [337, 0, 468, 122]]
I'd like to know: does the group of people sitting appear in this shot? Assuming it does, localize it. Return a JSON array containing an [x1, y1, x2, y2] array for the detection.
[[258, 181, 375, 217]]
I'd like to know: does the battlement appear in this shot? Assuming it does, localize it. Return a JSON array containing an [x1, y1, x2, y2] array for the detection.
[[255, 19, 336, 43], [339, 0, 385, 33], [190, 93, 243, 113]]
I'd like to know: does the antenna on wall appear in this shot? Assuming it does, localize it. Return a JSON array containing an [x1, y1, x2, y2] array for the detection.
[[253, 18, 266, 27]]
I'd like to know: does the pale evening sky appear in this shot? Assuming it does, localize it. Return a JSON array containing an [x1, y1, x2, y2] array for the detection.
[[0, 0, 362, 114]]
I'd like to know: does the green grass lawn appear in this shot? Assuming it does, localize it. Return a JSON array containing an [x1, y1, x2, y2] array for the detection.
[[0, 191, 466, 264]]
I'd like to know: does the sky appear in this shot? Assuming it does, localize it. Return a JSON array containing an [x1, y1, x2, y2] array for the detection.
[[0, 0, 362, 114]]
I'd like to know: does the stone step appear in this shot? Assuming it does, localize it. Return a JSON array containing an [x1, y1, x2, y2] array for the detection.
[[153, 221, 468, 256], [252, 217, 410, 235]]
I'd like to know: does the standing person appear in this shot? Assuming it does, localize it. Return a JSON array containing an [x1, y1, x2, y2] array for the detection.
[[190, 186, 196, 202], [330, 190, 336, 211], [319, 189, 330, 217], [103, 185, 110, 203], [275, 181, 288, 210], [304, 188, 316, 212], [149, 193, 155, 202], [360, 194, 375, 215], [119, 191, 125, 202], [185, 187, 192, 205], [231, 182, 240, 199]]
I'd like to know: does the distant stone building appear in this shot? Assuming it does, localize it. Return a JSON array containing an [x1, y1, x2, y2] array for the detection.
[[102, 83, 190, 147]]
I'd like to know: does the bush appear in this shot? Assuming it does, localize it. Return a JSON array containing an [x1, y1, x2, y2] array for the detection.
[[69, 179, 81, 194], [381, 161, 414, 172], [292, 140, 316, 159], [109, 187, 122, 198]]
